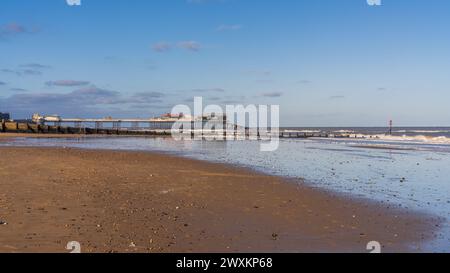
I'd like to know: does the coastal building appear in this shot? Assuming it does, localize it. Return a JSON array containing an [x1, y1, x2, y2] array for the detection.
[[0, 112, 11, 121]]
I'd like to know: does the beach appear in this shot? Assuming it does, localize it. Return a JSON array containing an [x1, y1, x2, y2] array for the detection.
[[0, 145, 439, 253]]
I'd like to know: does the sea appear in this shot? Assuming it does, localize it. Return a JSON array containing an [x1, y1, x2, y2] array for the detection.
[[2, 127, 449, 252]]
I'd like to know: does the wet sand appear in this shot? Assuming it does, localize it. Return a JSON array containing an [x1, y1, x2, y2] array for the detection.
[[0, 146, 439, 253], [350, 145, 417, 151]]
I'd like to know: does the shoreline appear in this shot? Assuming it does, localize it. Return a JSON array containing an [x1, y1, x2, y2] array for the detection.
[[0, 145, 441, 253]]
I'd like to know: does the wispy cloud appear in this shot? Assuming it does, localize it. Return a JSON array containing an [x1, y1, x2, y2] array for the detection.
[[2, 87, 117, 107], [152, 42, 171, 53], [151, 41, 202, 53], [190, 88, 225, 93], [0, 68, 43, 76], [1, 63, 50, 77], [0, 23, 27, 36], [0, 69, 18, 75], [1, 87, 166, 112], [178, 41, 201, 52], [216, 24, 242, 31], [184, 95, 244, 105], [46, 80, 90, 87], [329, 95, 346, 100], [0, 23, 37, 39], [20, 63, 52, 69], [65, 87, 122, 105], [10, 88, 28, 92], [130, 92, 166, 103], [261, 91, 283, 98], [0, 87, 170, 118], [21, 69, 42, 76]]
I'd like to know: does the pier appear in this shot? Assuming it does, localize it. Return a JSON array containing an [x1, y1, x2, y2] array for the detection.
[[0, 114, 354, 139], [31, 113, 185, 131]]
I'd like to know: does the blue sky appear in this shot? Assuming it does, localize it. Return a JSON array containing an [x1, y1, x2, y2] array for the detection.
[[1, 0, 450, 126]]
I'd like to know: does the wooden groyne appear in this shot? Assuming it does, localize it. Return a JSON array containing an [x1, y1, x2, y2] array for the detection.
[[0, 121, 171, 136]]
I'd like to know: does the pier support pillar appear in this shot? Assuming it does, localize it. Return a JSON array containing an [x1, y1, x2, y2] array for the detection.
[[131, 121, 139, 131], [113, 121, 121, 130], [95, 121, 103, 130]]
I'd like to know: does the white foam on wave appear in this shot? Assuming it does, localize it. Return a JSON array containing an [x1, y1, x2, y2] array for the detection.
[[393, 130, 450, 134], [356, 134, 450, 145]]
